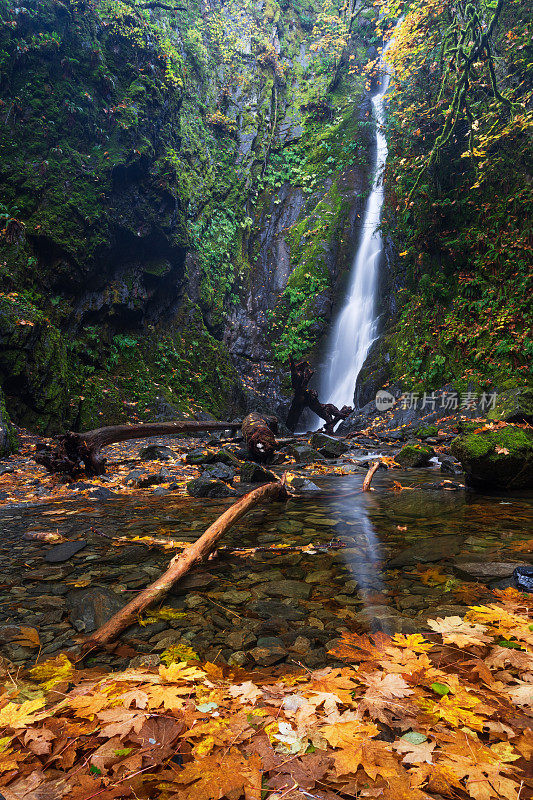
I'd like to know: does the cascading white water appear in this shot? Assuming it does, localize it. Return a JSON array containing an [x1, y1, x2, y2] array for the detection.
[[316, 35, 396, 416]]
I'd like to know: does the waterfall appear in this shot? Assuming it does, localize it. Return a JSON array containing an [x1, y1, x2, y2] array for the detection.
[[316, 33, 397, 418]]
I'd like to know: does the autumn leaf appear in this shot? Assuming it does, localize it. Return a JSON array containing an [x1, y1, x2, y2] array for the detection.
[[228, 681, 263, 704], [173, 748, 262, 800], [0, 698, 46, 730], [159, 661, 205, 683], [394, 735, 435, 764], [426, 616, 492, 647]]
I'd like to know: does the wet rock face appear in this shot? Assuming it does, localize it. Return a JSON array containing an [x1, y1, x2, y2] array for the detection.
[[451, 425, 533, 489], [0, 386, 16, 457]]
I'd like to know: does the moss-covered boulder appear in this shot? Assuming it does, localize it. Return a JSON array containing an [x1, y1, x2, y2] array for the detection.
[[396, 444, 433, 468], [451, 425, 533, 489], [416, 425, 438, 439]]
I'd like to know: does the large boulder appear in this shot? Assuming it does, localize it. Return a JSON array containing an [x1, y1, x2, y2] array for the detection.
[[450, 424, 533, 489], [396, 443, 433, 468], [186, 477, 237, 498]]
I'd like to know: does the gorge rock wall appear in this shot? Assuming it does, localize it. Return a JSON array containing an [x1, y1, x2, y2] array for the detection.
[[0, 0, 379, 433]]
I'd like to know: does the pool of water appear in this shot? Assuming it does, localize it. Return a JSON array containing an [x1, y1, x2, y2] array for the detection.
[[1, 469, 531, 669]]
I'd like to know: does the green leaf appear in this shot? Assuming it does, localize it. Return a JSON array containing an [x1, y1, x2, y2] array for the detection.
[[114, 748, 132, 757], [89, 765, 102, 775], [497, 639, 523, 649], [430, 682, 451, 696], [401, 731, 428, 745]]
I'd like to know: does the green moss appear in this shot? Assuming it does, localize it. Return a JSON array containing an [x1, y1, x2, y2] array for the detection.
[[451, 425, 533, 489], [396, 444, 432, 468], [416, 424, 438, 439]]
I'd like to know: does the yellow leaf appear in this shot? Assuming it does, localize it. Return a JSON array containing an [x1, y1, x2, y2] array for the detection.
[[159, 661, 205, 683], [29, 654, 74, 689], [0, 698, 45, 729]]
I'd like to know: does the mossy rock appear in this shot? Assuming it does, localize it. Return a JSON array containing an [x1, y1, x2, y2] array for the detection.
[[450, 425, 533, 489], [396, 444, 433, 468], [416, 424, 438, 439], [0, 385, 17, 457], [487, 387, 533, 425]]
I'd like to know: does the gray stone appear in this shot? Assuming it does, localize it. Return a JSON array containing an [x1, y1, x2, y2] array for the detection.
[[45, 540, 87, 563], [310, 433, 349, 458], [228, 651, 248, 666], [124, 469, 148, 486], [439, 455, 463, 476], [249, 600, 305, 621], [186, 477, 237, 498], [220, 590, 251, 605], [185, 449, 216, 465], [451, 426, 533, 490], [287, 475, 321, 493], [286, 444, 325, 464], [389, 536, 465, 567], [240, 462, 277, 483], [139, 444, 176, 461], [66, 586, 124, 633], [89, 487, 119, 500], [203, 462, 235, 481], [226, 631, 256, 650], [453, 561, 528, 581], [260, 580, 312, 600], [138, 469, 170, 488], [249, 645, 287, 666], [289, 636, 311, 654]]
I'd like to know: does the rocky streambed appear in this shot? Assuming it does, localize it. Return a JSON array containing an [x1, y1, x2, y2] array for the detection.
[[0, 440, 531, 671]]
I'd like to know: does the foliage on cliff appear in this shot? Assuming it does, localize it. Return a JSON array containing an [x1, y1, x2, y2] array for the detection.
[[1, 591, 532, 799], [0, 0, 381, 430], [381, 0, 532, 394]]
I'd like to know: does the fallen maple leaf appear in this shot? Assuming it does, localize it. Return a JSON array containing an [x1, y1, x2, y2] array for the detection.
[[426, 616, 492, 648], [0, 698, 46, 729]]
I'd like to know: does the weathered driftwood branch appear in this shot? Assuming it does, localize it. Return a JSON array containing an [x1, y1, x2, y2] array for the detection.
[[36, 420, 241, 477], [241, 412, 278, 462], [362, 460, 380, 492], [286, 355, 352, 434], [82, 479, 288, 650]]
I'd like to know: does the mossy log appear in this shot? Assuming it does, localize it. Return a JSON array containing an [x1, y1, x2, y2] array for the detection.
[[36, 421, 241, 477], [286, 355, 352, 434], [241, 412, 278, 462]]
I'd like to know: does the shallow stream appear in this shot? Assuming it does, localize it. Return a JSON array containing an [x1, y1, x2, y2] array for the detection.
[[1, 469, 531, 670]]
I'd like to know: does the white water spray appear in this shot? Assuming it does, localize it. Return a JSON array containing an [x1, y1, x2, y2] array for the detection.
[[317, 33, 397, 415]]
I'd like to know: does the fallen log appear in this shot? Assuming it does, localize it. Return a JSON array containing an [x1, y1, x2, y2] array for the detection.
[[82, 478, 288, 650], [286, 355, 352, 434], [362, 460, 380, 492], [241, 412, 278, 462], [36, 420, 241, 477]]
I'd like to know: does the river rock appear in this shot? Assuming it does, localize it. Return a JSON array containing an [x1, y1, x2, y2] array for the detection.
[[226, 630, 256, 650], [139, 444, 176, 461], [186, 477, 237, 498], [286, 444, 325, 464], [45, 540, 87, 563], [453, 561, 528, 581], [249, 600, 305, 621], [396, 444, 433, 468], [260, 580, 312, 600], [202, 462, 235, 481], [89, 487, 119, 500], [129, 654, 161, 669], [66, 586, 124, 633], [286, 475, 321, 493], [185, 449, 217, 465], [249, 644, 287, 666], [389, 535, 465, 567], [513, 566, 533, 592], [439, 455, 463, 475], [239, 462, 277, 483], [310, 433, 349, 458], [228, 651, 248, 666], [138, 469, 170, 488], [450, 425, 533, 489]]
